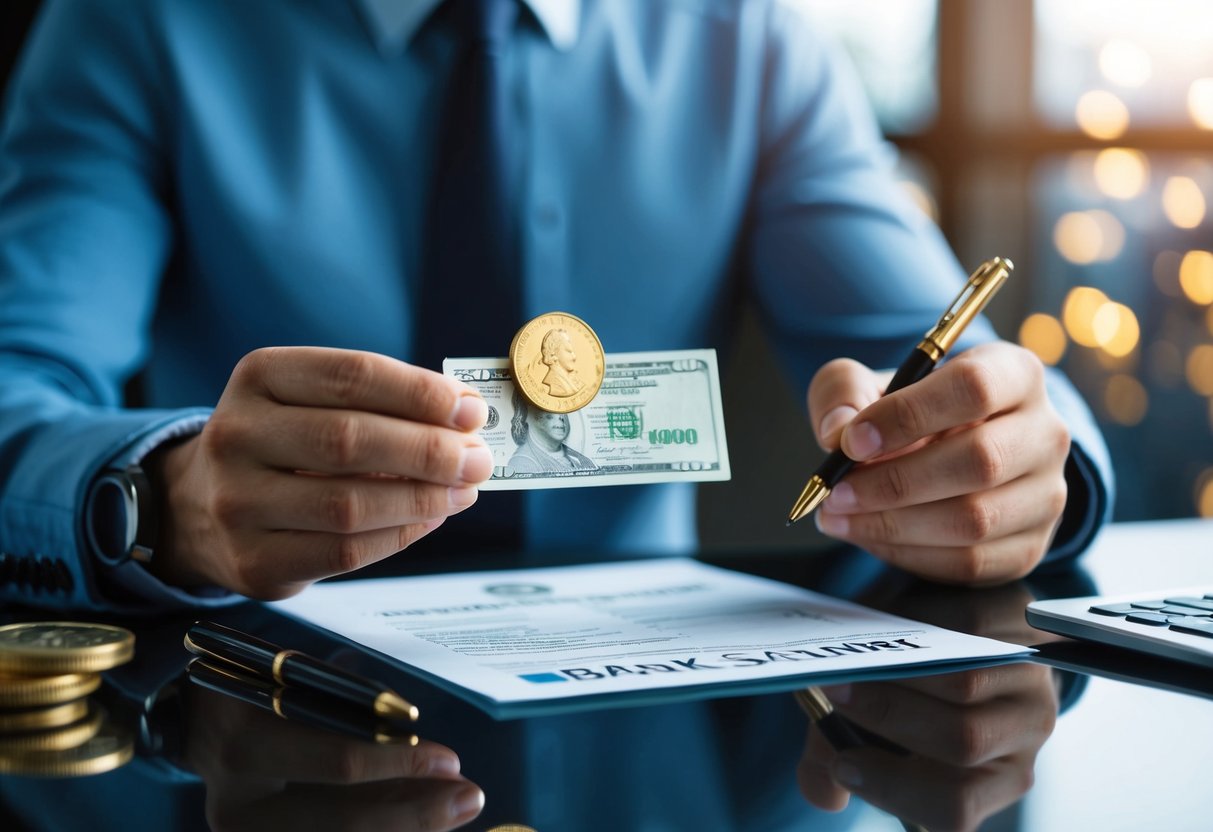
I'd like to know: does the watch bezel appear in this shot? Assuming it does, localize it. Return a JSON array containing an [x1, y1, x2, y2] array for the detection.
[[86, 465, 156, 566]]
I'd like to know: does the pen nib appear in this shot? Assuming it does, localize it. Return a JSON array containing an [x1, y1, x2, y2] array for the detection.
[[374, 690, 420, 722], [786, 475, 830, 526]]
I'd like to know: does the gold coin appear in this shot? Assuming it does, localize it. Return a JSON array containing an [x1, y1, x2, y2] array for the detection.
[[0, 671, 101, 708], [508, 312, 605, 413], [0, 622, 135, 674], [0, 698, 89, 732], [0, 706, 102, 754], [486, 826, 538, 832], [0, 713, 133, 778]]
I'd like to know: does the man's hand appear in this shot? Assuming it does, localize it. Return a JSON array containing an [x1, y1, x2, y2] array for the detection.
[[148, 347, 493, 599], [807, 341, 1070, 584]]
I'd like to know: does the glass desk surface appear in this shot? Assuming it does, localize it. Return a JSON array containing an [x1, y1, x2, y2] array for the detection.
[[1, 519, 1210, 832]]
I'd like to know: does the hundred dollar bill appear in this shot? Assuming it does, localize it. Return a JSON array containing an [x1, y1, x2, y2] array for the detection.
[[443, 350, 731, 490]]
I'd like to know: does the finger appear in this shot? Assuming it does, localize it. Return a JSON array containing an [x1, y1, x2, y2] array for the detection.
[[822, 409, 1066, 514], [807, 359, 888, 451], [826, 667, 1057, 766], [840, 343, 1044, 461], [222, 470, 477, 534], [817, 471, 1066, 548], [238, 778, 484, 832], [829, 748, 1033, 832], [233, 520, 446, 599], [845, 525, 1056, 585], [224, 404, 493, 485], [232, 347, 488, 431], [796, 724, 850, 812]]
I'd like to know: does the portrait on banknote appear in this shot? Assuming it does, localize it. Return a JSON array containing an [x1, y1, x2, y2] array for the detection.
[[508, 390, 599, 474]]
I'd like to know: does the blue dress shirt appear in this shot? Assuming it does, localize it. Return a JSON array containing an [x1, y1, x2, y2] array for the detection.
[[0, 0, 1113, 611]]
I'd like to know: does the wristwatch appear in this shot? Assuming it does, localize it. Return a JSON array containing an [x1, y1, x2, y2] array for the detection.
[[85, 465, 158, 566]]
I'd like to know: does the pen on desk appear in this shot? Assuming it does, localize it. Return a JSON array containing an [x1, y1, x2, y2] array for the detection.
[[795, 687, 929, 832], [185, 658, 419, 745], [787, 257, 1013, 526], [184, 620, 418, 722]]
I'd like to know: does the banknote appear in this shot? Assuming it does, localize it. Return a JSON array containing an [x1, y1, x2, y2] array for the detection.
[[443, 350, 731, 490]]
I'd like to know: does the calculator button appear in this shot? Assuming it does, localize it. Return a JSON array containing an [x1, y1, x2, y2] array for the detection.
[[1163, 597, 1213, 612], [1089, 603, 1137, 616], [1157, 606, 1213, 616], [1168, 619, 1213, 638], [1167, 615, 1211, 626], [1129, 601, 1167, 610], [1126, 612, 1170, 626]]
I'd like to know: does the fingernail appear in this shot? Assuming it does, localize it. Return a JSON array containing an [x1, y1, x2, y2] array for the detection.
[[428, 753, 461, 776], [816, 511, 849, 536], [823, 482, 856, 512], [819, 406, 857, 444], [845, 422, 882, 460], [459, 445, 493, 483], [448, 486, 478, 509], [832, 760, 863, 789], [451, 395, 488, 431], [450, 785, 485, 820]]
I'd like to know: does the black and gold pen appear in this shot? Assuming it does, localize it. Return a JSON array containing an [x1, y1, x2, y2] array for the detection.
[[184, 620, 418, 722], [787, 257, 1013, 526]]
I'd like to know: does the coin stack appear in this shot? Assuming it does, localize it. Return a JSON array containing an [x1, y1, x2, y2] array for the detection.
[[0, 622, 136, 777]]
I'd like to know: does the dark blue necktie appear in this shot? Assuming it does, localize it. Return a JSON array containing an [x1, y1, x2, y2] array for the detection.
[[409, 0, 524, 560], [417, 0, 521, 368]]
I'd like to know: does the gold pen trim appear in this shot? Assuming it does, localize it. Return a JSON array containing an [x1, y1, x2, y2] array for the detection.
[[922, 257, 1013, 356], [786, 475, 831, 526], [271, 649, 301, 685], [374, 690, 420, 722]]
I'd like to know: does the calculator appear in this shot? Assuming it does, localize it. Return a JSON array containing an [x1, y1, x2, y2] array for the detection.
[[1026, 587, 1213, 669]]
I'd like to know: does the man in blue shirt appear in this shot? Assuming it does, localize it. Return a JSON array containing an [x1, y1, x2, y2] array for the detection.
[[0, 0, 1111, 611]]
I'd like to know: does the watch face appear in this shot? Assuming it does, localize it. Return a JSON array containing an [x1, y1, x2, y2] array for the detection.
[[86, 472, 139, 566]]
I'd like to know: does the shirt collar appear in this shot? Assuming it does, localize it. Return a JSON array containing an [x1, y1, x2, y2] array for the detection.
[[352, 0, 580, 52]]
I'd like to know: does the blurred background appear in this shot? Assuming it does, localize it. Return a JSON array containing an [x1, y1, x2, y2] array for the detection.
[[3, 1, 1211, 551]]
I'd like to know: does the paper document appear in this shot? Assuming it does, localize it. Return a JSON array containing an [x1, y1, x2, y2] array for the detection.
[[273, 560, 1029, 714], [443, 350, 730, 490]]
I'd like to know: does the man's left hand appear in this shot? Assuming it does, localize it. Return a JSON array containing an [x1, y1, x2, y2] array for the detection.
[[806, 341, 1070, 585]]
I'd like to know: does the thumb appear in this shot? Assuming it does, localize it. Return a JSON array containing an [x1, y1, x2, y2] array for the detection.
[[807, 358, 886, 452]]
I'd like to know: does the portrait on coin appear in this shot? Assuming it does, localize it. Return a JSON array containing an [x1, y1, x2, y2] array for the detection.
[[508, 390, 598, 473], [537, 328, 585, 398]]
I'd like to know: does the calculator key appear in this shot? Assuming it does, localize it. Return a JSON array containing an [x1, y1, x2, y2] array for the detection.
[[1169, 619, 1213, 638], [1157, 606, 1213, 616], [1167, 615, 1211, 626], [1126, 612, 1170, 626], [1129, 601, 1167, 610], [1163, 597, 1213, 612], [1089, 603, 1137, 616]]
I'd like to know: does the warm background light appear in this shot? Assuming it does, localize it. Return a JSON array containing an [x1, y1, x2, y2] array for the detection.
[[1099, 39, 1153, 88], [1093, 302, 1140, 357], [1105, 374, 1149, 425], [1185, 344, 1213, 395], [1053, 210, 1124, 263], [1093, 148, 1149, 198], [1196, 468, 1213, 518], [1162, 176, 1207, 228], [1019, 313, 1067, 365], [1178, 249, 1213, 305], [1188, 77, 1213, 129], [1075, 90, 1130, 140], [1062, 286, 1110, 347], [899, 179, 938, 222]]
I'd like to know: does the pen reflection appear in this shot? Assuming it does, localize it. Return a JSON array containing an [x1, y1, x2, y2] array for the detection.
[[796, 579, 1071, 832], [180, 679, 483, 832]]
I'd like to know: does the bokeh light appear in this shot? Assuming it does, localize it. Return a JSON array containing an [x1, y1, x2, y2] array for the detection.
[[1099, 39, 1153, 88], [1185, 344, 1213, 395], [1053, 210, 1124, 264], [1196, 468, 1213, 518], [1062, 286, 1110, 347], [1093, 302, 1140, 357], [1153, 250, 1182, 297], [1075, 90, 1130, 140], [1179, 250, 1213, 305], [1019, 313, 1067, 365], [1162, 176, 1207, 228], [1105, 374, 1149, 425], [1188, 78, 1213, 129], [1092, 148, 1149, 198]]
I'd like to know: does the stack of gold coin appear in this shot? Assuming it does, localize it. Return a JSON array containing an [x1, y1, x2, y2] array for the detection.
[[0, 622, 136, 777]]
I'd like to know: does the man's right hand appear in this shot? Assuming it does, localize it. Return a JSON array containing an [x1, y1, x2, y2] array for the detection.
[[147, 347, 492, 599]]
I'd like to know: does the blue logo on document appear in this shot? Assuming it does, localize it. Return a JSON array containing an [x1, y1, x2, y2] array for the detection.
[[519, 672, 566, 683]]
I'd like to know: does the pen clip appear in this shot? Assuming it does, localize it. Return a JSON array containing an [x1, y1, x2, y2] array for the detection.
[[922, 257, 1013, 357]]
